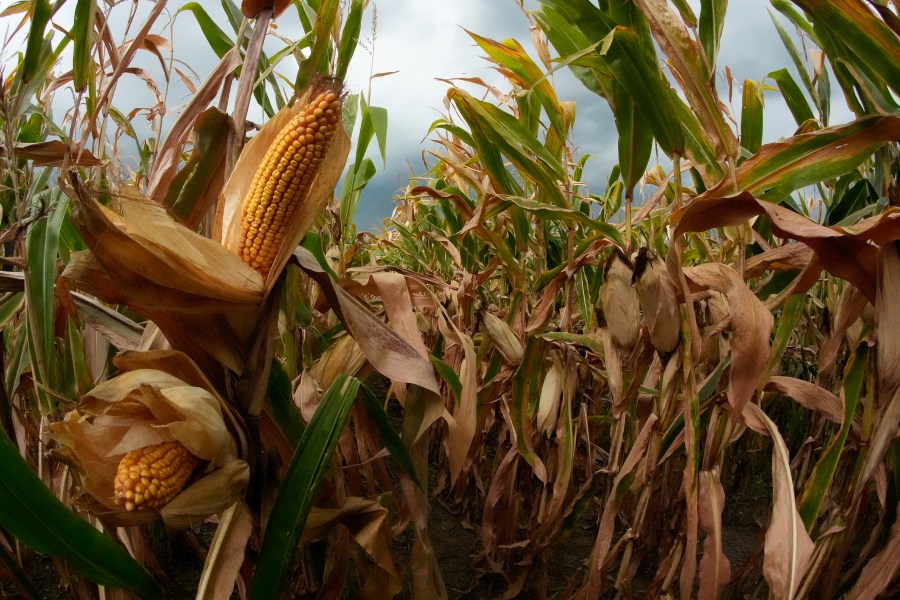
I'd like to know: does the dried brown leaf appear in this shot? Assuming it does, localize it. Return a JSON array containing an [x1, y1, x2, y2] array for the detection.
[[14, 140, 100, 167], [743, 403, 814, 600], [685, 262, 773, 415], [765, 376, 843, 424], [698, 469, 731, 600], [196, 501, 252, 600], [675, 193, 900, 302], [845, 509, 900, 600]]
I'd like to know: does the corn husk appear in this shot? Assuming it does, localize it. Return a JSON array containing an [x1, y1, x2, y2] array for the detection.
[[48, 351, 248, 528], [634, 248, 681, 354], [308, 334, 367, 391], [600, 251, 640, 351], [537, 361, 563, 434], [61, 81, 351, 374], [483, 311, 524, 365]]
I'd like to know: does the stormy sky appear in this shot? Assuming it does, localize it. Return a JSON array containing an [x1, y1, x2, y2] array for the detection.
[[7, 1, 855, 230]]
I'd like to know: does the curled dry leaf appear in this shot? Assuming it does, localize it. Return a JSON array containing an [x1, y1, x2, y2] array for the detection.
[[300, 497, 402, 596], [241, 0, 292, 18], [698, 469, 731, 600], [765, 376, 843, 424], [14, 140, 100, 167], [674, 192, 900, 302], [743, 403, 814, 600], [685, 262, 773, 416]]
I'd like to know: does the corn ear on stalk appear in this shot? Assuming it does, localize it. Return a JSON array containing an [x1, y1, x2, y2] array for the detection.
[[114, 441, 200, 511], [600, 250, 640, 351], [634, 248, 680, 354], [483, 312, 524, 365], [237, 85, 343, 275]]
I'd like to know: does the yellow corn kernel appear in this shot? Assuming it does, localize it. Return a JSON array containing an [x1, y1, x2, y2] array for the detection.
[[237, 87, 343, 275], [113, 441, 200, 512]]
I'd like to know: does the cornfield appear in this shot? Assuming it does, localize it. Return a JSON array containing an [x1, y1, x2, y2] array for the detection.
[[0, 0, 898, 599]]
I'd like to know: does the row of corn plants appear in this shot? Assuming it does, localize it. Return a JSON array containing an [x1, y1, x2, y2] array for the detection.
[[0, 0, 425, 598], [1, 0, 899, 599], [367, 0, 900, 598]]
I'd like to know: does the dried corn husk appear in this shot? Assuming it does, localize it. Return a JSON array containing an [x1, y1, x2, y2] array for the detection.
[[48, 351, 248, 528], [600, 250, 640, 351], [537, 361, 563, 434], [634, 248, 680, 354], [61, 81, 351, 374], [483, 311, 524, 365]]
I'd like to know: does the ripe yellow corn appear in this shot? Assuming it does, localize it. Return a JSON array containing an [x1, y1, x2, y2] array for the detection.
[[113, 441, 200, 512], [237, 87, 342, 275]]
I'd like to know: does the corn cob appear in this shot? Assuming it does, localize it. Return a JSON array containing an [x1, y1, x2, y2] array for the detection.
[[634, 248, 680, 354], [237, 87, 342, 275], [600, 250, 640, 351], [114, 441, 200, 511], [483, 312, 524, 365]]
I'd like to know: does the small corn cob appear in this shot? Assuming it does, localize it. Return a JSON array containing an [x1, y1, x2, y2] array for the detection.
[[483, 312, 524, 365], [114, 441, 200, 511], [237, 86, 342, 275]]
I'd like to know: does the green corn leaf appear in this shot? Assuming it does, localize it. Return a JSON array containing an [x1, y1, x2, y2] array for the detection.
[[359, 384, 421, 488], [797, 345, 867, 530], [740, 79, 765, 154], [699, 0, 727, 70], [178, 3, 234, 58], [0, 430, 163, 598], [509, 338, 548, 481], [431, 355, 463, 404], [597, 27, 685, 157], [72, 0, 95, 92], [769, 68, 816, 127], [266, 360, 305, 448], [165, 108, 232, 229], [705, 114, 900, 202], [336, 0, 363, 80], [249, 375, 359, 599], [792, 0, 900, 97], [450, 88, 567, 206], [24, 189, 66, 409], [22, 0, 51, 85], [296, 0, 340, 88]]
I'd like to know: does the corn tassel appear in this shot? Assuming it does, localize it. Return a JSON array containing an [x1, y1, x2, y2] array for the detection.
[[114, 441, 200, 511], [237, 86, 342, 275]]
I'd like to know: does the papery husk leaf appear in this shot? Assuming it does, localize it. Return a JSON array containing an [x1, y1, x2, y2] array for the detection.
[[82, 369, 234, 465], [635, 251, 680, 354], [196, 501, 253, 600], [309, 334, 367, 391], [698, 469, 731, 600], [765, 376, 843, 424], [685, 262, 773, 415], [743, 403, 814, 600], [675, 192, 900, 302], [300, 497, 401, 596], [483, 311, 524, 365], [219, 80, 351, 289], [69, 183, 264, 304], [537, 362, 562, 434], [601, 252, 640, 350], [159, 460, 251, 530]]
